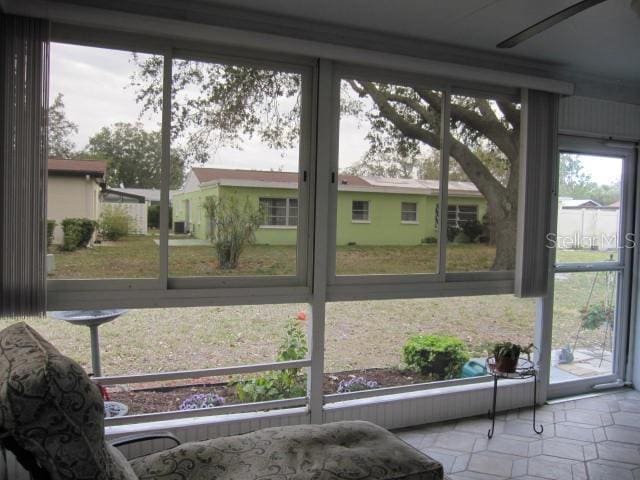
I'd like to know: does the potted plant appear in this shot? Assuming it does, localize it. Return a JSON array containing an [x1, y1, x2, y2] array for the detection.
[[493, 342, 521, 373]]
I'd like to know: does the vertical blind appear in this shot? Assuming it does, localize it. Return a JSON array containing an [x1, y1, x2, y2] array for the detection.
[[515, 89, 559, 298], [0, 14, 50, 317]]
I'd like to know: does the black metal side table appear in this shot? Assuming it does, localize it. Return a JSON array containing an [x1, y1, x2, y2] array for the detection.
[[486, 356, 543, 439]]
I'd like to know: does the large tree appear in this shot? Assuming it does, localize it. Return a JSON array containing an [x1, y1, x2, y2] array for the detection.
[[48, 93, 78, 159], [132, 60, 520, 269], [86, 122, 185, 189]]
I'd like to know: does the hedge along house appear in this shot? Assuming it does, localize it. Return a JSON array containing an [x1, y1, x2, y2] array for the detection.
[[173, 167, 486, 245], [47, 158, 106, 244]]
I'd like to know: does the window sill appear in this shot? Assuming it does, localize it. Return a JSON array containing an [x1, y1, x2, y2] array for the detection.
[[351, 220, 371, 224], [401, 221, 419, 225]]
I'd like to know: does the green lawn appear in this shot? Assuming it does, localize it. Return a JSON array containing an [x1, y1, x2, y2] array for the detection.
[[33, 236, 616, 382], [49, 236, 501, 278]]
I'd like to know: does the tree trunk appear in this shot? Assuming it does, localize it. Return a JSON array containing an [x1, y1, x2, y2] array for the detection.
[[490, 207, 518, 271]]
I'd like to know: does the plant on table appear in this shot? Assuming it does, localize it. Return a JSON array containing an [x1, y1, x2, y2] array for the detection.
[[492, 342, 536, 373], [403, 334, 470, 380]]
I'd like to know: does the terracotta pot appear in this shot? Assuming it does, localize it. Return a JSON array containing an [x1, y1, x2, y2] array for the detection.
[[495, 356, 518, 373]]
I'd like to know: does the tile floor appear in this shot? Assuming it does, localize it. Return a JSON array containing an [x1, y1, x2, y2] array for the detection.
[[395, 388, 640, 480]]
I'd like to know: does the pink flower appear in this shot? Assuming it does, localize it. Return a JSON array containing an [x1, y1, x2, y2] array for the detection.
[[297, 311, 307, 321]]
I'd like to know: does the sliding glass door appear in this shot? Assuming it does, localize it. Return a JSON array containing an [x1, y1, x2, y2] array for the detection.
[[548, 136, 636, 397]]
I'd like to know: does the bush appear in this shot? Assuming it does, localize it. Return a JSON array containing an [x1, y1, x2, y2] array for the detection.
[[446, 226, 460, 242], [179, 393, 225, 410], [461, 220, 484, 243], [234, 319, 308, 403], [47, 220, 56, 247], [403, 335, 470, 380], [147, 205, 160, 229], [100, 206, 132, 241], [421, 236, 438, 244], [203, 195, 262, 269], [60, 218, 96, 251]]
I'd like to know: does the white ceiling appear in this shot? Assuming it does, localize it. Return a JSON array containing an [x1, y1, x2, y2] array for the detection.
[[201, 0, 640, 83]]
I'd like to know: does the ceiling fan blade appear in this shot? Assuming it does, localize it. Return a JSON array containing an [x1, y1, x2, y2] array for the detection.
[[497, 0, 609, 48]]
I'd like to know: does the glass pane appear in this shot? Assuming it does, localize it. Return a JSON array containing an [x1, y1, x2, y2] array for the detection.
[[47, 44, 163, 279], [325, 296, 536, 393], [446, 95, 521, 272], [555, 153, 623, 264], [165, 56, 303, 277], [337, 79, 443, 275], [551, 272, 617, 382], [1, 305, 310, 416]]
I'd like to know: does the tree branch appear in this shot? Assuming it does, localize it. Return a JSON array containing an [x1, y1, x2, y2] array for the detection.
[[358, 81, 508, 203], [497, 101, 521, 131], [416, 88, 519, 162]]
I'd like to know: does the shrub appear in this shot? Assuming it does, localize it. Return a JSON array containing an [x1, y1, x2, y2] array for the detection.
[[580, 303, 613, 330], [47, 220, 56, 247], [179, 393, 225, 410], [403, 335, 470, 380], [461, 220, 484, 243], [147, 204, 160, 229], [337, 376, 379, 393], [233, 318, 307, 403], [100, 206, 132, 241], [202, 195, 262, 269], [60, 218, 96, 251], [421, 236, 438, 244], [446, 226, 460, 242]]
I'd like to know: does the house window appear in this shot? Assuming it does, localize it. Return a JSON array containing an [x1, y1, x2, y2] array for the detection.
[[352, 200, 370, 222], [401, 202, 417, 223], [260, 198, 298, 226], [447, 205, 478, 227]]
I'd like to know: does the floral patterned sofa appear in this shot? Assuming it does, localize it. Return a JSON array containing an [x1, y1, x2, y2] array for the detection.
[[0, 322, 443, 480]]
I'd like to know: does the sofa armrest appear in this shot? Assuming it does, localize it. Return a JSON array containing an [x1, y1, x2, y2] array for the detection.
[[110, 432, 181, 458]]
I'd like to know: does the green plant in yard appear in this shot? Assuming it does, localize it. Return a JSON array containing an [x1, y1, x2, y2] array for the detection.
[[234, 318, 308, 403], [47, 220, 56, 247], [580, 303, 613, 331], [202, 195, 262, 269], [421, 236, 437, 244], [461, 220, 484, 243], [60, 218, 96, 251], [100, 206, 132, 241], [403, 335, 469, 380]]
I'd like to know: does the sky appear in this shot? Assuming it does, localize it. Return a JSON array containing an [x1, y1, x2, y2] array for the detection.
[[50, 42, 622, 186]]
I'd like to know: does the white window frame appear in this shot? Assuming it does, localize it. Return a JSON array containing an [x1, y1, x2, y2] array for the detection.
[[46, 32, 317, 303], [401, 202, 418, 224], [259, 197, 298, 228], [326, 63, 519, 295], [541, 135, 637, 400], [351, 200, 370, 223]]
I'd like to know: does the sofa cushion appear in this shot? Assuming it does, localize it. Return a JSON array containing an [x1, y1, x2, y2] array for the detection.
[[131, 420, 443, 480], [0, 322, 136, 480]]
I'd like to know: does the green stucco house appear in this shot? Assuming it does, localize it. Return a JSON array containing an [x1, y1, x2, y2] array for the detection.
[[173, 167, 486, 245]]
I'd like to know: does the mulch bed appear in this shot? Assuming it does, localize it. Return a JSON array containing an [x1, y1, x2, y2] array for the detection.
[[108, 368, 434, 416]]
